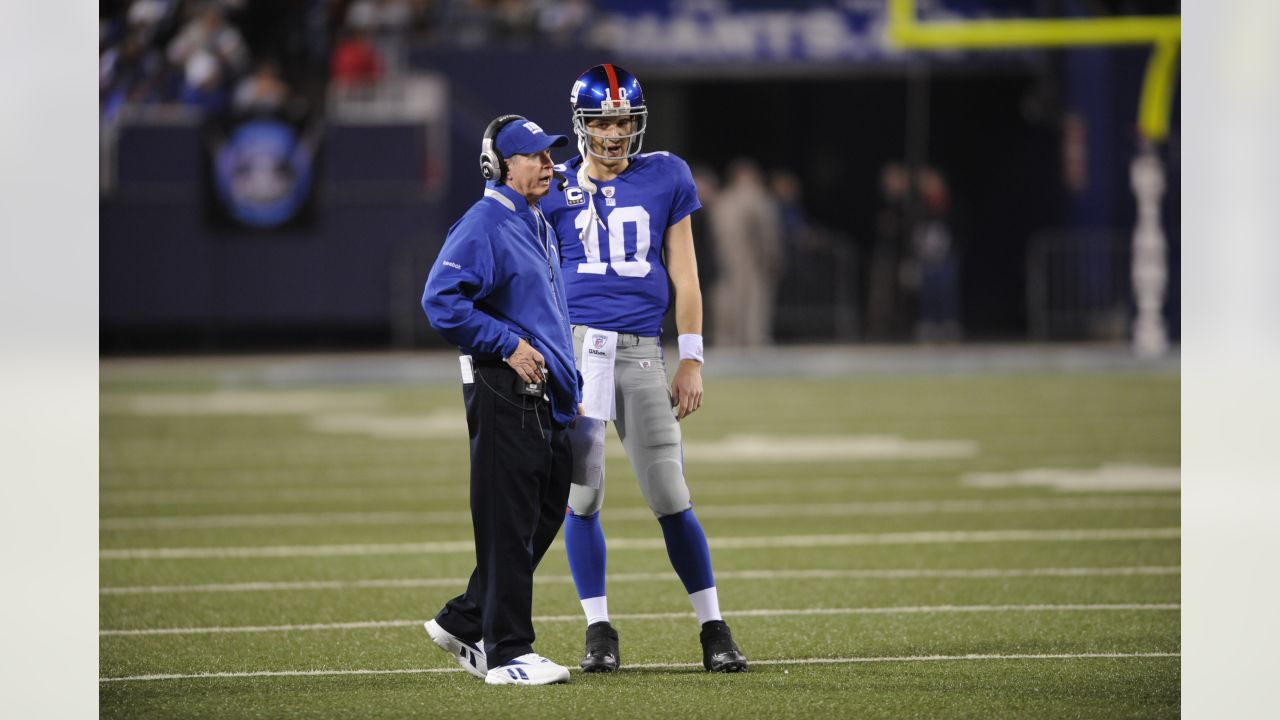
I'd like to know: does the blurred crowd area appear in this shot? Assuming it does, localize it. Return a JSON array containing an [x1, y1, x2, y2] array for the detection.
[[98, 2, 978, 348], [101, 2, 1175, 351], [99, 0, 595, 123]]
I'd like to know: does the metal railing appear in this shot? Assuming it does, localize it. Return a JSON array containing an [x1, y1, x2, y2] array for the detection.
[[1026, 228, 1130, 341], [772, 235, 860, 343]]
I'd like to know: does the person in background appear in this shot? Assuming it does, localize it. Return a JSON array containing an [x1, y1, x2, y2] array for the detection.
[[904, 167, 962, 342], [710, 158, 784, 347], [869, 162, 910, 340], [177, 50, 230, 114], [233, 59, 290, 112], [330, 27, 385, 88], [167, 3, 249, 79], [689, 164, 722, 340]]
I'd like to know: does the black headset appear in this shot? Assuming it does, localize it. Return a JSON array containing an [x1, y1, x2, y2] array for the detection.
[[479, 114, 525, 184]]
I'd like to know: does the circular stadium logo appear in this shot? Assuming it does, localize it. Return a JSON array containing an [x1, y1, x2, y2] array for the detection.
[[214, 119, 313, 229]]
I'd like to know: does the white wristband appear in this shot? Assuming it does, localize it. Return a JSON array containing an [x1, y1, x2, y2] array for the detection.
[[677, 334, 704, 364]]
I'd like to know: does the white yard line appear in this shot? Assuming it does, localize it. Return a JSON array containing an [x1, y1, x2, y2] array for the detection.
[[106, 471, 1167, 503], [101, 566, 1181, 596], [101, 667, 459, 682], [98, 651, 1181, 682], [100, 486, 460, 505], [99, 472, 948, 494], [623, 651, 1181, 669], [115, 391, 387, 416], [963, 465, 1180, 492], [100, 603, 1180, 637], [682, 435, 979, 462], [98, 527, 1181, 560], [100, 496, 1180, 531], [103, 510, 470, 530]]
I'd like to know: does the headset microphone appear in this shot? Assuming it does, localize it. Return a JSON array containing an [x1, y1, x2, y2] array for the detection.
[[479, 114, 524, 184], [553, 171, 567, 191]]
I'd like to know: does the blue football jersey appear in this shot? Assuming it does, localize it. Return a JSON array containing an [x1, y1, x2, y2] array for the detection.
[[541, 151, 701, 336]]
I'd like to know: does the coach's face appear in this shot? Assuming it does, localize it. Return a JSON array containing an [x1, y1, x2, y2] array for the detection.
[[505, 149, 555, 203]]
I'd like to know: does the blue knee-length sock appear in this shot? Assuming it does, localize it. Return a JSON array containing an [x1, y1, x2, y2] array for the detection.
[[657, 509, 715, 594], [565, 510, 607, 601]]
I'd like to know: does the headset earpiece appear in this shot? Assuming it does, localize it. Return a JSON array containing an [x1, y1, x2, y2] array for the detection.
[[479, 114, 524, 184]]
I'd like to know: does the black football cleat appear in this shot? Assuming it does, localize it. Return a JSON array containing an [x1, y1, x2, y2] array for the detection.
[[580, 621, 620, 672], [700, 620, 748, 672]]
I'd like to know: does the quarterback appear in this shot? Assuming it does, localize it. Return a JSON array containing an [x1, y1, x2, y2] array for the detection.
[[540, 64, 747, 674]]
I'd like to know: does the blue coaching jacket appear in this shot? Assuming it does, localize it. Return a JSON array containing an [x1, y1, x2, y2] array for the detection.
[[422, 183, 582, 428]]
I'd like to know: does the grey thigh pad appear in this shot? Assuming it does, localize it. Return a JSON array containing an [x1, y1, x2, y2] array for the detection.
[[614, 351, 691, 517], [567, 325, 605, 516], [566, 417, 606, 516]]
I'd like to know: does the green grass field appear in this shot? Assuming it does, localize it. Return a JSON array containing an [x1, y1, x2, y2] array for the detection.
[[100, 354, 1180, 718]]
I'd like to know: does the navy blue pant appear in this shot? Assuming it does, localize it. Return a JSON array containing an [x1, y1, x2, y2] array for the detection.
[[433, 362, 573, 668]]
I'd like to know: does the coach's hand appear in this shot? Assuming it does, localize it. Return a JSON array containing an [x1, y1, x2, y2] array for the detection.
[[506, 339, 546, 384], [671, 359, 703, 420]]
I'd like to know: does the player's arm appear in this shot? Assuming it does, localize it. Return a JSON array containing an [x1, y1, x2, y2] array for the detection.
[[665, 215, 704, 420], [423, 221, 522, 361]]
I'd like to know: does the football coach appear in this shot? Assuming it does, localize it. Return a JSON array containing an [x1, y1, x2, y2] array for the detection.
[[419, 115, 581, 686]]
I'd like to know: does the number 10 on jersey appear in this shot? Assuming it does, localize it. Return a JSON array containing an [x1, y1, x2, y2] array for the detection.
[[574, 206, 652, 278]]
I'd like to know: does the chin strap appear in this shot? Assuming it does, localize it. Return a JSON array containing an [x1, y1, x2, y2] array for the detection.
[[575, 133, 607, 247], [575, 134, 598, 195]]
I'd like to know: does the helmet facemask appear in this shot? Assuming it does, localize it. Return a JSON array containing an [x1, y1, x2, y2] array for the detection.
[[572, 101, 648, 162]]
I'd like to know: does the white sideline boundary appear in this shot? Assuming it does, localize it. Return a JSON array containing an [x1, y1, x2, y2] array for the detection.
[[99, 651, 1181, 683], [101, 566, 1181, 596], [100, 603, 1180, 637], [99, 527, 1181, 560], [100, 496, 1180, 531]]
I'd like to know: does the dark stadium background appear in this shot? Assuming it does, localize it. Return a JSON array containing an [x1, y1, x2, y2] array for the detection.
[[100, 0, 1180, 352]]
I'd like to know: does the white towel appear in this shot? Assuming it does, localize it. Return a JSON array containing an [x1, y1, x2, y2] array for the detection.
[[458, 355, 474, 384], [579, 328, 618, 420]]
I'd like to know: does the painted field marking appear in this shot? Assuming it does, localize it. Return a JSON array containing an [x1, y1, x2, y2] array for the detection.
[[962, 465, 1180, 492], [100, 486, 453, 506], [113, 391, 387, 416], [100, 466, 436, 491], [103, 510, 469, 531], [99, 527, 1181, 560], [99, 651, 1181, 682], [624, 651, 1181, 670], [100, 496, 1180, 531], [101, 566, 1180, 596], [306, 412, 463, 440], [681, 434, 978, 462], [101, 667, 458, 683], [100, 471, 952, 494], [100, 603, 1180, 637], [301, 414, 978, 461], [100, 467, 1182, 504]]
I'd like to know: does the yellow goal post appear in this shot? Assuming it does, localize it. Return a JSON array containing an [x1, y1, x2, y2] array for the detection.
[[885, 0, 1180, 141]]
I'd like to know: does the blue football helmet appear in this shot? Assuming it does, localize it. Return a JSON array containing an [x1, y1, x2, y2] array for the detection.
[[569, 64, 648, 161]]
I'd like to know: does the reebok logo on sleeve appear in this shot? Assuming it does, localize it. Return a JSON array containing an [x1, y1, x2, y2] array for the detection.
[[442, 260, 462, 269]]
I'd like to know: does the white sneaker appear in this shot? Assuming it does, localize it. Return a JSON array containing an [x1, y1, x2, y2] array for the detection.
[[484, 653, 571, 686], [424, 619, 487, 679]]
